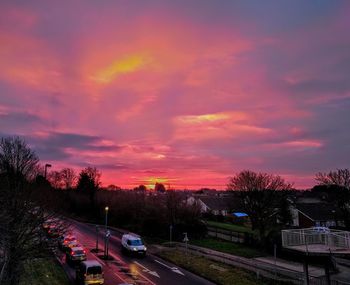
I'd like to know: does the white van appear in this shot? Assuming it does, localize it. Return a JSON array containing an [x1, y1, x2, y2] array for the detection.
[[121, 233, 147, 256], [76, 260, 104, 285]]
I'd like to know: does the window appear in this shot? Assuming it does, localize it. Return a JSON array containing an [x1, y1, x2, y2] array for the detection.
[[130, 239, 143, 246], [87, 266, 102, 275]]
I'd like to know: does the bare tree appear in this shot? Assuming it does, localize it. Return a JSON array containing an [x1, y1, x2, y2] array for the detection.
[[48, 170, 63, 189], [316, 169, 350, 190], [315, 169, 350, 229], [0, 137, 67, 285], [227, 170, 293, 242], [61, 167, 77, 189]]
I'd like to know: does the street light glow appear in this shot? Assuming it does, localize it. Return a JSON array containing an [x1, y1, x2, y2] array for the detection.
[[105, 206, 109, 211]]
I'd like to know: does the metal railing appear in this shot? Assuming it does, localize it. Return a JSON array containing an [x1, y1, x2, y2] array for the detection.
[[282, 228, 350, 250]]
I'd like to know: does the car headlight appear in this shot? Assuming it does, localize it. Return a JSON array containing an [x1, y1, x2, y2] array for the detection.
[[133, 247, 137, 251], [144, 247, 147, 251]]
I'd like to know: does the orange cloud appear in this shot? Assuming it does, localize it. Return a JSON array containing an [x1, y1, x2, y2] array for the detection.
[[268, 140, 323, 150], [173, 111, 271, 141]]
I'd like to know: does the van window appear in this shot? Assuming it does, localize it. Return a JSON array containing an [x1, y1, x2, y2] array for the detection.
[[87, 266, 102, 275], [130, 239, 143, 246]]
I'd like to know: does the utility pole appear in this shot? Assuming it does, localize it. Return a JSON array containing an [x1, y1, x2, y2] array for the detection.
[[95, 225, 99, 252]]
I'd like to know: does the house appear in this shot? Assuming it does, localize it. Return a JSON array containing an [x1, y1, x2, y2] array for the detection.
[[290, 203, 344, 228], [187, 195, 235, 216]]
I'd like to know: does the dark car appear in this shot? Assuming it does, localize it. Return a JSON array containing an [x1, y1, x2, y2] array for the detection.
[[66, 246, 86, 265]]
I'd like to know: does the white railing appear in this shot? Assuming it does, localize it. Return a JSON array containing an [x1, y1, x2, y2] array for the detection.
[[282, 228, 350, 250]]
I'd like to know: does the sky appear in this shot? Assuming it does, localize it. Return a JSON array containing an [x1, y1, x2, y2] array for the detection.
[[0, 0, 349, 190]]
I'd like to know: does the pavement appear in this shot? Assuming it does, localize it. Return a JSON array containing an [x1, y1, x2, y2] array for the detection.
[[172, 242, 350, 284], [254, 257, 324, 277]]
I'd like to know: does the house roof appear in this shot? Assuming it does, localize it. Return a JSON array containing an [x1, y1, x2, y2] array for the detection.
[[198, 196, 232, 211], [296, 203, 340, 221]]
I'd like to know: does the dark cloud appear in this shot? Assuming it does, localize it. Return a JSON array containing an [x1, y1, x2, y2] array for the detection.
[[0, 112, 43, 125], [287, 78, 350, 95], [76, 162, 129, 170], [28, 132, 124, 161]]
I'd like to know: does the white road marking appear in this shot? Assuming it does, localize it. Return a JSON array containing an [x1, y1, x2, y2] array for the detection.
[[134, 261, 160, 278], [154, 259, 185, 276], [113, 271, 129, 284]]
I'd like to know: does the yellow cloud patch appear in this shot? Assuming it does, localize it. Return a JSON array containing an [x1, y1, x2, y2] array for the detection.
[[176, 112, 248, 125], [179, 113, 230, 124], [92, 54, 151, 83]]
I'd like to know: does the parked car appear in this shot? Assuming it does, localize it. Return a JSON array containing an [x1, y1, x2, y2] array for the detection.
[[46, 224, 61, 238], [76, 260, 104, 285], [65, 240, 81, 252], [58, 234, 77, 250], [43, 218, 56, 230], [66, 246, 87, 264], [121, 233, 147, 256]]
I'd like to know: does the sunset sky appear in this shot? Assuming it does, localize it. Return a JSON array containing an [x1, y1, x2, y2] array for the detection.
[[1, 1, 349, 189]]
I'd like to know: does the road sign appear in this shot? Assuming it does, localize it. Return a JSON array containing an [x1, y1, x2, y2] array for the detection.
[[183, 232, 189, 242]]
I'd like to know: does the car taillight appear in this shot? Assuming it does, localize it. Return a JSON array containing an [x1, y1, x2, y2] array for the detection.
[[71, 251, 75, 255], [83, 250, 86, 254]]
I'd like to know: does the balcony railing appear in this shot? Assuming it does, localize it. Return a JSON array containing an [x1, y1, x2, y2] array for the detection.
[[282, 228, 350, 251]]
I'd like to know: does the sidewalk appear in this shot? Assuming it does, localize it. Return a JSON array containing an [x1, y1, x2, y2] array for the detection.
[[156, 243, 307, 283], [254, 257, 324, 277]]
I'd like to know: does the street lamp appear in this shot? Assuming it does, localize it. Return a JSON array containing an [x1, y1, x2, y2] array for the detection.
[[105, 206, 109, 232], [104, 206, 109, 259], [44, 163, 52, 179]]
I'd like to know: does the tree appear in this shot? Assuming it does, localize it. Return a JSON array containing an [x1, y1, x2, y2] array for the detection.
[[48, 170, 63, 189], [61, 167, 77, 189], [315, 169, 350, 228], [315, 169, 350, 190], [76, 167, 101, 209], [0, 137, 52, 284], [133, 184, 147, 192], [227, 170, 293, 242], [155, 182, 166, 193]]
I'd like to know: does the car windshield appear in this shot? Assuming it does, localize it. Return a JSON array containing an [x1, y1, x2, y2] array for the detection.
[[130, 239, 143, 246], [74, 250, 85, 255], [87, 266, 102, 275]]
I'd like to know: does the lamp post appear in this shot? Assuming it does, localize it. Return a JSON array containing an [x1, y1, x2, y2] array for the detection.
[[44, 163, 52, 179], [104, 206, 109, 258], [95, 225, 99, 252], [170, 224, 173, 245]]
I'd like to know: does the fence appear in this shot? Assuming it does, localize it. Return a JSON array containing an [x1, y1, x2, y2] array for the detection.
[[282, 228, 350, 250], [174, 242, 350, 285], [207, 226, 257, 245]]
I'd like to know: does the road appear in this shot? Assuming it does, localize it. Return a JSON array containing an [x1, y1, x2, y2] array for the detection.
[[58, 220, 214, 285]]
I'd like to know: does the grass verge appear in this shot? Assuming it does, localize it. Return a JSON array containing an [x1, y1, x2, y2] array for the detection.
[[190, 238, 264, 258], [20, 257, 70, 285], [205, 220, 255, 234], [158, 249, 283, 285]]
